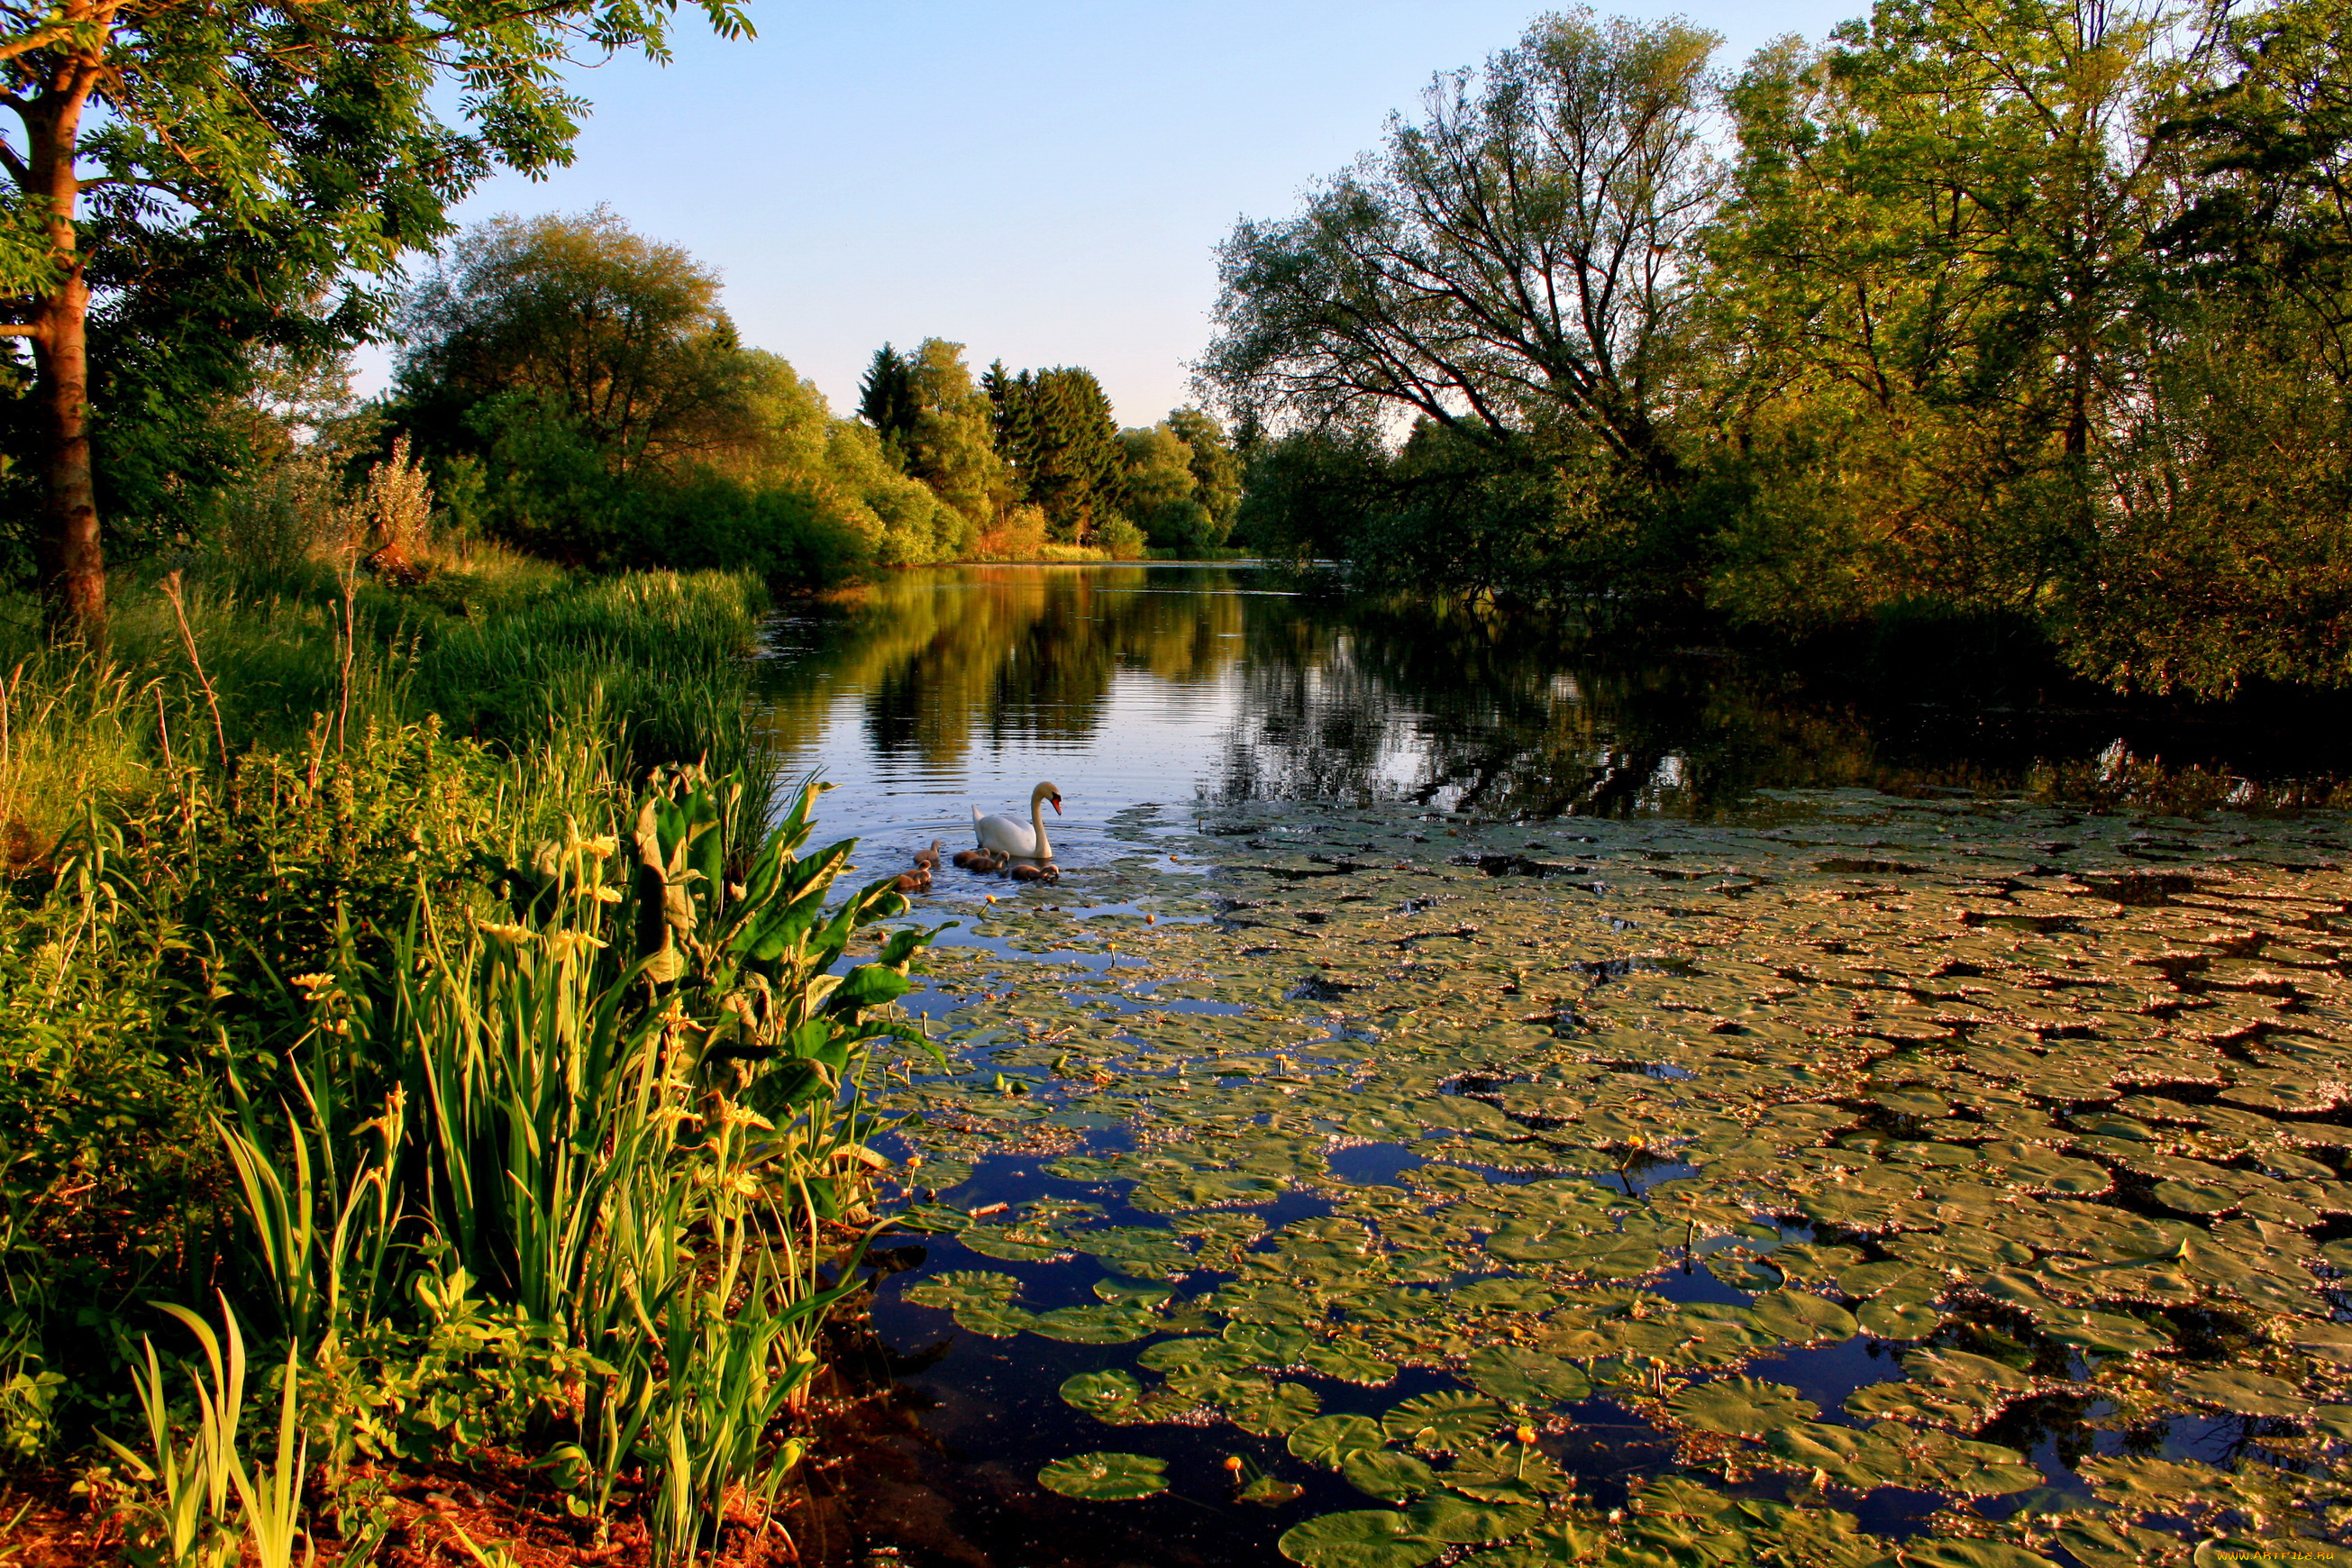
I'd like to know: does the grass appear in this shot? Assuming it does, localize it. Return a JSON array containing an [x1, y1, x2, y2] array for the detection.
[[0, 547, 933, 1564]]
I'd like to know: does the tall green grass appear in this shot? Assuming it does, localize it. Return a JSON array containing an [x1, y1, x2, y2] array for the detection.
[[0, 563, 925, 1563]]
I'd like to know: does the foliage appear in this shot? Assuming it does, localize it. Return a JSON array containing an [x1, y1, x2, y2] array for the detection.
[[1208, 0, 2352, 694], [0, 0, 752, 638], [387, 212, 971, 581], [988, 363, 1129, 544], [1117, 411, 1241, 556], [0, 566, 925, 1563]]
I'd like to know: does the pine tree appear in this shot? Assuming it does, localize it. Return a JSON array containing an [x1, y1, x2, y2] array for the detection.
[[857, 344, 920, 468]]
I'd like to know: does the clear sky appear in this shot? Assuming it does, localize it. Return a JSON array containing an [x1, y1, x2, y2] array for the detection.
[[380, 1, 1865, 426]]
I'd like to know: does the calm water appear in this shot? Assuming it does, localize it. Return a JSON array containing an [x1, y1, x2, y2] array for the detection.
[[752, 562, 2343, 874]]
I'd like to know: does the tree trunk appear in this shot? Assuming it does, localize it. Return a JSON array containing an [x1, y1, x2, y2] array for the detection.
[[23, 80, 103, 646], [32, 265, 101, 643]]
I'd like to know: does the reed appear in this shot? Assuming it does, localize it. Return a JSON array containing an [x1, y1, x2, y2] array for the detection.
[[1, 566, 914, 1563]]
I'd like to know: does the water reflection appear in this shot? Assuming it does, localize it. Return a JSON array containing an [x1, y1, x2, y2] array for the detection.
[[751, 563, 2349, 845]]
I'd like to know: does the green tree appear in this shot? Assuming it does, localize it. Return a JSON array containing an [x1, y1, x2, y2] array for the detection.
[[0, 0, 749, 643], [1205, 9, 1721, 484], [395, 208, 759, 482], [1166, 406, 1241, 533], [988, 363, 1126, 542], [901, 338, 1007, 535], [1118, 421, 1199, 552], [858, 343, 918, 465]]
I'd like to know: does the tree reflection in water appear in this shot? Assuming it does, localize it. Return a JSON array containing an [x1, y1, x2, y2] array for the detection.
[[751, 564, 2352, 823]]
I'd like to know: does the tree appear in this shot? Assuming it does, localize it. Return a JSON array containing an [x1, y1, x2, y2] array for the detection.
[[1204, 9, 1722, 482], [988, 363, 1126, 542], [900, 339, 1008, 530], [1118, 421, 1201, 551], [858, 343, 918, 464], [395, 209, 759, 480], [1166, 406, 1241, 533], [0, 0, 749, 642]]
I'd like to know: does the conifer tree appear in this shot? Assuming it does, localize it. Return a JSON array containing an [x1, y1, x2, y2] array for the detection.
[[857, 343, 919, 467]]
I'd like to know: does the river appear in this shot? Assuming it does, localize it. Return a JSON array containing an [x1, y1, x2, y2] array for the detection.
[[749, 564, 2352, 1568]]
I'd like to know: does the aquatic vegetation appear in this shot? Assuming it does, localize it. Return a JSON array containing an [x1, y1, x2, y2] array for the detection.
[[873, 794, 2352, 1565]]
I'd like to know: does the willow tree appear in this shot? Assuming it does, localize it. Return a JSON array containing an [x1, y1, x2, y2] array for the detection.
[[1203, 8, 1722, 483], [0, 0, 750, 643]]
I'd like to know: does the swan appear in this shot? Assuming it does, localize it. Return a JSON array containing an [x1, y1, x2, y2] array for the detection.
[[973, 781, 1062, 860]]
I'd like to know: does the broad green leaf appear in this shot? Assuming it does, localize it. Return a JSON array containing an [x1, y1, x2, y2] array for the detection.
[[1060, 1369, 1142, 1419], [1037, 1451, 1169, 1500], [1343, 1448, 1438, 1502], [1290, 1414, 1389, 1469], [1665, 1376, 1819, 1437], [1278, 1510, 1444, 1568]]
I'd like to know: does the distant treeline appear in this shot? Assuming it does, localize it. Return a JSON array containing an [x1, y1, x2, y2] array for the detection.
[[0, 206, 1244, 595], [1208, 0, 2352, 697]]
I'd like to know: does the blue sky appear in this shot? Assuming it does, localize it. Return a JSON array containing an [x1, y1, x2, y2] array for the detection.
[[383, 1, 1864, 426]]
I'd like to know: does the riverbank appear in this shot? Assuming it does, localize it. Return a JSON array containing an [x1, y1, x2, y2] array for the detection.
[[0, 561, 931, 1564]]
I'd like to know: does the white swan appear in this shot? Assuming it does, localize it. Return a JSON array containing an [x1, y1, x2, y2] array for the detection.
[[972, 780, 1062, 859]]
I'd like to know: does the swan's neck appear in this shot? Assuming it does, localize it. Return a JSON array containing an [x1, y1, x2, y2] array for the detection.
[[1032, 797, 1053, 858]]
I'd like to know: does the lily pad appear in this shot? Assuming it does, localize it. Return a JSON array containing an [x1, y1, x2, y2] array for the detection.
[[1060, 1369, 1143, 1420], [1278, 1509, 1444, 1568], [1382, 1391, 1505, 1453], [1857, 1298, 1941, 1339], [1037, 1451, 1169, 1500], [1665, 1376, 1820, 1437], [1750, 1289, 1859, 1344], [1342, 1448, 1438, 1502], [1290, 1413, 1388, 1469], [1230, 1381, 1324, 1436], [2174, 1367, 2308, 1417], [1403, 1493, 1538, 1545], [1226, 1319, 1310, 1365], [1445, 1444, 1573, 1501], [1303, 1341, 1399, 1386], [1463, 1346, 1593, 1406], [1029, 1303, 1158, 1343]]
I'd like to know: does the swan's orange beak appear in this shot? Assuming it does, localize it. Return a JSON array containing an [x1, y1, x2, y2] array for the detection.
[[1051, 796, 1062, 813]]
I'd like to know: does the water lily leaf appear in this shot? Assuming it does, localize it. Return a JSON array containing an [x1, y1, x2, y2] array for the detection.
[[1463, 1346, 1592, 1406], [2313, 1405, 2352, 1439], [1140, 1336, 1257, 1376], [1844, 1381, 1999, 1427], [1060, 1369, 1142, 1419], [1750, 1290, 1858, 1344], [2152, 1179, 2243, 1215], [1303, 1341, 1399, 1385], [1278, 1509, 1443, 1568], [1909, 1348, 2032, 1392], [1226, 1319, 1310, 1365], [1444, 1445, 1573, 1501], [2173, 1367, 2308, 1417], [1241, 1474, 1308, 1506], [1037, 1451, 1169, 1500], [901, 1270, 1020, 1310], [1290, 1414, 1389, 1469], [953, 1302, 1037, 1337], [1343, 1448, 1438, 1502], [1383, 1391, 1505, 1454], [1857, 1298, 1941, 1339], [2044, 1308, 2170, 1356], [959, 1223, 1072, 1262], [1665, 1376, 1820, 1437], [1230, 1381, 1324, 1436], [2052, 1518, 2198, 1568], [1403, 1493, 1538, 1545], [1030, 1303, 1157, 1343]]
